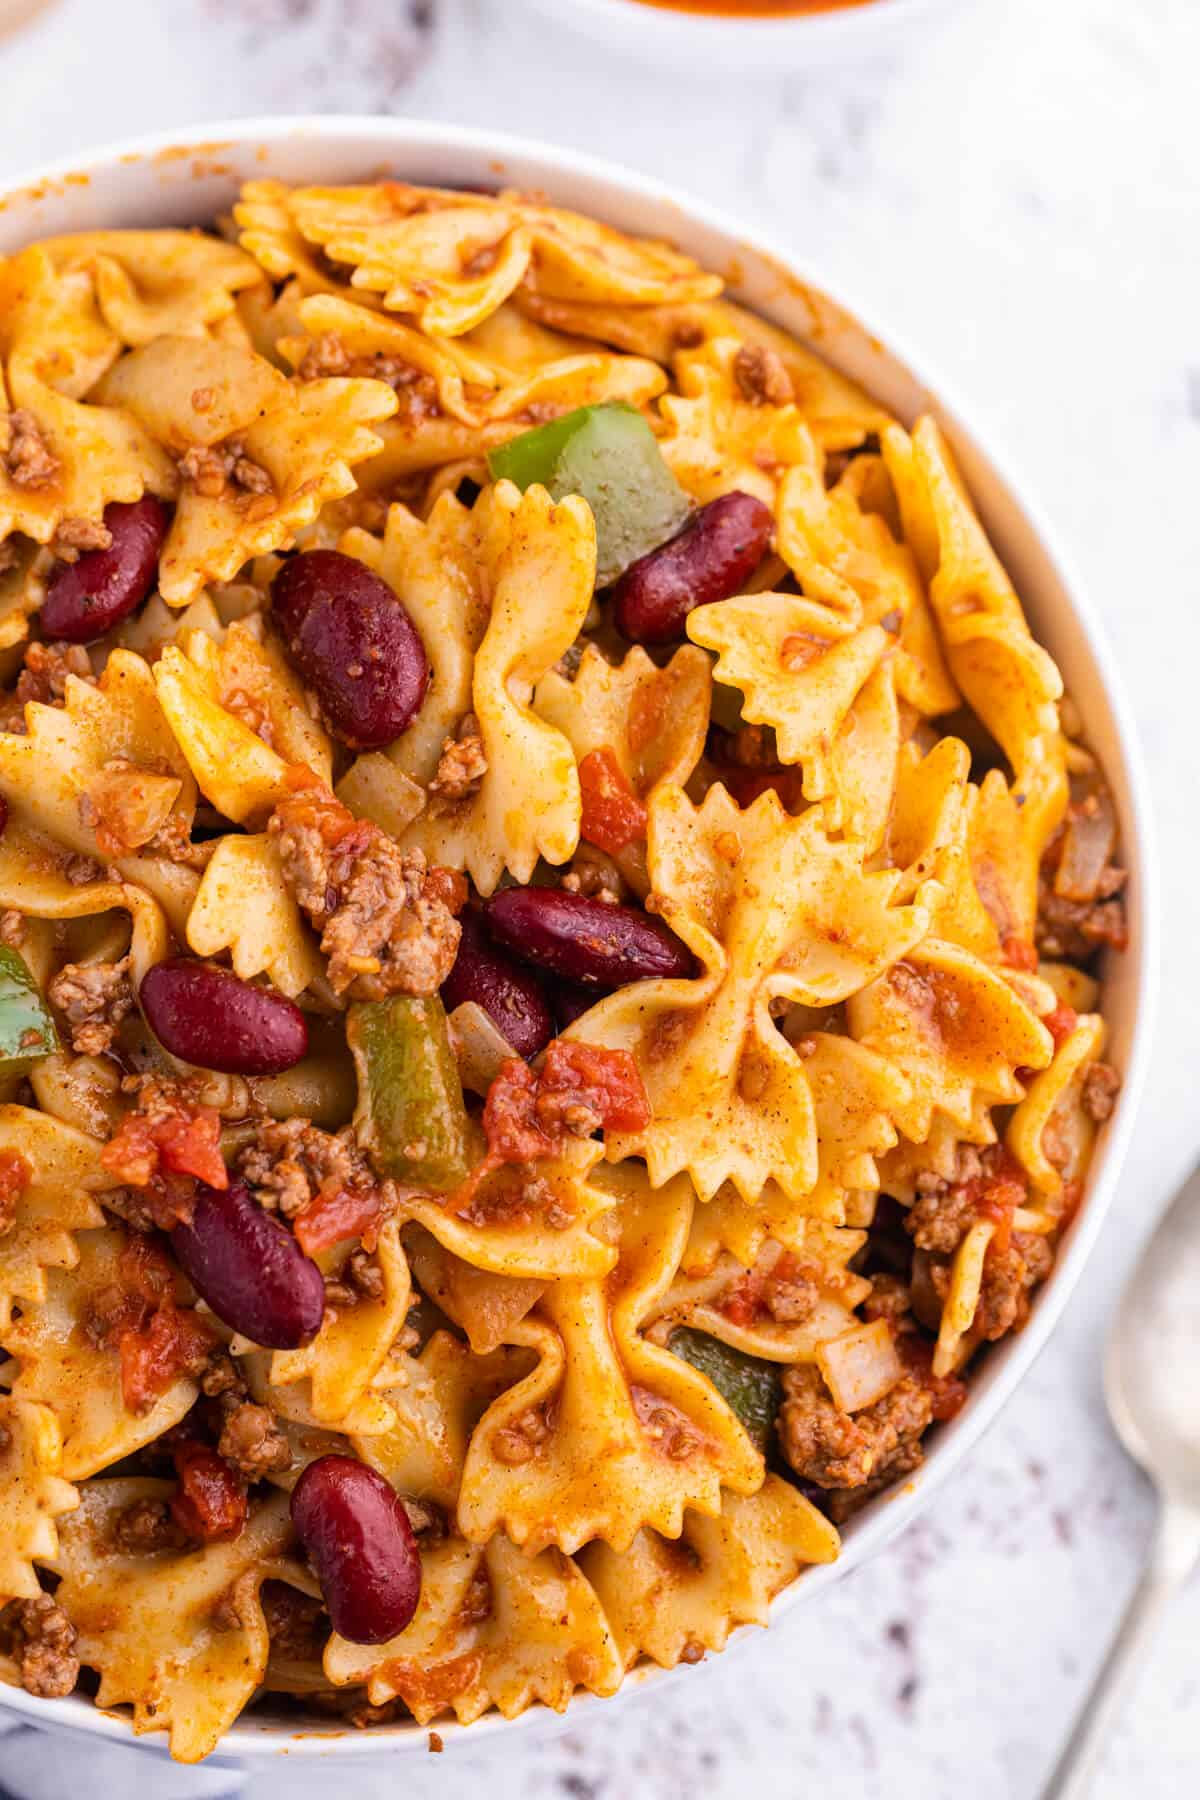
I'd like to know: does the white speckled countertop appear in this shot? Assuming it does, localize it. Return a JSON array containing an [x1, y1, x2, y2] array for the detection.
[[0, 0, 1197, 1794]]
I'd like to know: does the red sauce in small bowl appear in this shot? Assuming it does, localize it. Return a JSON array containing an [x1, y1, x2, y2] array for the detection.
[[630, 0, 877, 16]]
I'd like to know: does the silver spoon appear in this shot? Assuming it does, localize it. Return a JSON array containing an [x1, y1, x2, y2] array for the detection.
[[1042, 1162, 1200, 1799]]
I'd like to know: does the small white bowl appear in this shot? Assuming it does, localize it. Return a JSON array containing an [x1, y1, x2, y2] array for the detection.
[[0, 116, 1157, 1766], [514, 0, 960, 75]]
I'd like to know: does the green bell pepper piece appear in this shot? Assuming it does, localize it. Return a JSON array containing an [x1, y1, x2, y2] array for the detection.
[[487, 401, 692, 587], [0, 944, 56, 1071], [668, 1326, 783, 1454], [349, 994, 472, 1190]]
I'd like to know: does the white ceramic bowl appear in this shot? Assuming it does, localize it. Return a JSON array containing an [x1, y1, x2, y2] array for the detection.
[[515, 0, 962, 75], [0, 116, 1156, 1766]]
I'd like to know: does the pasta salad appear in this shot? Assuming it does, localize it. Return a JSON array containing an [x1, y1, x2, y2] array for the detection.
[[0, 179, 1126, 1759]]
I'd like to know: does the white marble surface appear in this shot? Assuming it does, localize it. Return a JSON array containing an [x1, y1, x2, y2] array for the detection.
[[1, 0, 1198, 1794]]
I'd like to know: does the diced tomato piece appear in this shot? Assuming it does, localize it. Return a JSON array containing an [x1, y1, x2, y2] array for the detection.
[[170, 1440, 247, 1542], [1000, 935, 1039, 973], [972, 1148, 1029, 1256], [898, 1333, 968, 1423], [294, 1182, 383, 1256], [1043, 1003, 1079, 1050], [118, 1303, 215, 1414], [480, 1040, 651, 1172], [579, 747, 648, 857]]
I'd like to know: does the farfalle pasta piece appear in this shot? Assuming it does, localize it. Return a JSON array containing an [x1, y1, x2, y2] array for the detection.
[[800, 1031, 911, 1217], [269, 1222, 410, 1426], [400, 1138, 619, 1282], [654, 1214, 870, 1364], [0, 1396, 79, 1600], [236, 180, 370, 298], [186, 832, 324, 998], [6, 1228, 199, 1478], [516, 197, 722, 309], [239, 1347, 395, 1441], [513, 291, 887, 452], [0, 247, 176, 545], [180, 617, 333, 782], [571, 784, 935, 1201], [324, 1532, 622, 1723], [775, 441, 958, 712], [43, 231, 266, 346], [0, 822, 170, 989], [875, 1098, 997, 1207], [883, 417, 1065, 786], [0, 647, 194, 861], [659, 336, 812, 506], [688, 593, 895, 819], [95, 333, 396, 605], [1007, 1011, 1107, 1198], [153, 644, 289, 824], [534, 640, 711, 808], [580, 1475, 838, 1670], [0, 1107, 108, 1330], [846, 939, 1054, 1144], [280, 291, 493, 422], [970, 760, 1066, 953], [404, 1230, 545, 1357], [0, 539, 53, 652], [266, 183, 532, 335], [458, 1164, 763, 1555], [51, 1482, 297, 1762], [359, 1329, 532, 1509], [402, 482, 593, 891]]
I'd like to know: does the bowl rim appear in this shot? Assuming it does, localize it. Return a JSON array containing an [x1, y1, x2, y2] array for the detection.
[[0, 113, 1159, 1764]]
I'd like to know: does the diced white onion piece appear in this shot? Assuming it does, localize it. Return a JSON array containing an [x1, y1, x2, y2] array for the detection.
[[447, 1001, 518, 1096], [816, 1318, 903, 1413]]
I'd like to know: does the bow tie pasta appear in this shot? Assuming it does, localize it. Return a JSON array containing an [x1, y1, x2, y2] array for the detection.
[[0, 178, 1127, 1758]]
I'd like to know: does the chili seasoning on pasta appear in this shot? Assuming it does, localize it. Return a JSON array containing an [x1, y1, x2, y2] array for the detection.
[[0, 178, 1125, 1758]]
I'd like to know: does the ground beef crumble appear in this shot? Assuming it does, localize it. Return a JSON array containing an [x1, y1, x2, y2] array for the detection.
[[179, 439, 273, 502], [50, 516, 112, 561], [732, 344, 794, 408], [239, 1117, 378, 1221], [3, 410, 60, 490], [778, 1364, 933, 1492], [1082, 1061, 1121, 1122], [112, 1496, 190, 1556], [491, 1404, 552, 1467], [2, 640, 94, 730], [973, 1232, 1054, 1340], [217, 1402, 292, 1480], [269, 778, 462, 1002], [261, 1581, 329, 1664], [297, 334, 441, 420], [1036, 864, 1128, 960], [2, 1594, 79, 1699], [427, 715, 487, 809], [48, 957, 133, 1056]]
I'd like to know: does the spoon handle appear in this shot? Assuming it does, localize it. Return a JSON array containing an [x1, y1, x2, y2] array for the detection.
[[1041, 1497, 1200, 1800]]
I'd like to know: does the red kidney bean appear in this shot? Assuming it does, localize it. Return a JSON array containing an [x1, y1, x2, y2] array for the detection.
[[140, 958, 308, 1075], [441, 910, 554, 1059], [170, 1180, 325, 1349], [611, 490, 773, 645], [40, 497, 170, 643], [271, 549, 429, 750], [483, 887, 694, 989], [290, 1455, 421, 1644]]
